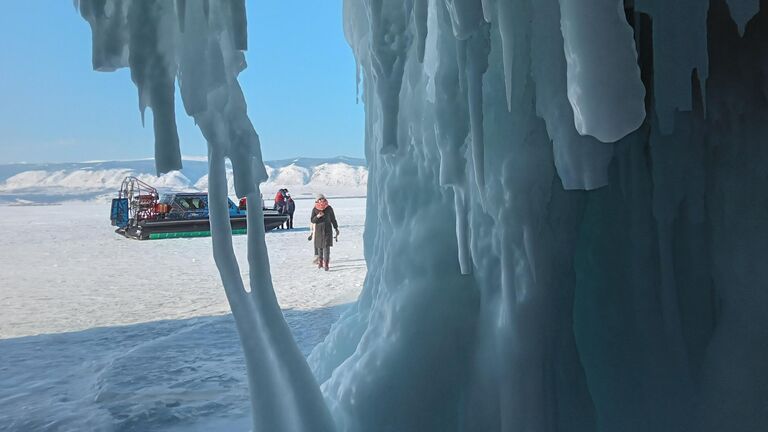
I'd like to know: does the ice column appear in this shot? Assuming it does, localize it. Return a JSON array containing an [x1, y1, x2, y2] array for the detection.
[[313, 1, 768, 431], [78, 1, 334, 431]]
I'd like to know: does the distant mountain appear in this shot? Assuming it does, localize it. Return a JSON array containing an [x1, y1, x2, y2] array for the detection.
[[0, 157, 367, 204]]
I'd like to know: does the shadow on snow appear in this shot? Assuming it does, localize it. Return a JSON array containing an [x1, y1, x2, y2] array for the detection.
[[0, 304, 351, 432]]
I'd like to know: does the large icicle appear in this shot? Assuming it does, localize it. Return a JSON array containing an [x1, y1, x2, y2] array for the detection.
[[530, 0, 613, 190], [727, 0, 761, 34], [79, 1, 334, 431], [558, 0, 647, 142], [126, 0, 182, 174], [414, 0, 429, 62], [444, 0, 485, 40], [464, 25, 490, 189], [364, 0, 414, 154]]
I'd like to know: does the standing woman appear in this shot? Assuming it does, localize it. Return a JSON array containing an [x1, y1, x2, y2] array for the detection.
[[310, 194, 339, 271]]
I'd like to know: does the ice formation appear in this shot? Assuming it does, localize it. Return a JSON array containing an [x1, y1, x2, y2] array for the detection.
[[78, 0, 768, 431], [78, 1, 335, 430]]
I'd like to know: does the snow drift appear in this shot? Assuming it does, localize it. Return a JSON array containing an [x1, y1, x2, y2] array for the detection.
[[0, 157, 367, 203], [76, 0, 768, 431]]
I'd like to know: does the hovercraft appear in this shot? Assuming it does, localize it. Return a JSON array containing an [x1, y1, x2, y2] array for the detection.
[[110, 177, 288, 240]]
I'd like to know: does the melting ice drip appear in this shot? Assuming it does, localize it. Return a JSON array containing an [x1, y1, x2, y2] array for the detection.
[[78, 0, 768, 431]]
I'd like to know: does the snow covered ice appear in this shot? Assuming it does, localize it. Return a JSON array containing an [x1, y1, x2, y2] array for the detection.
[[4, 0, 766, 431], [0, 197, 366, 430], [0, 157, 368, 204]]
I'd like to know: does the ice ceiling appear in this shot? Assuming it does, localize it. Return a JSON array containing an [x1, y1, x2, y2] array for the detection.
[[77, 0, 768, 431]]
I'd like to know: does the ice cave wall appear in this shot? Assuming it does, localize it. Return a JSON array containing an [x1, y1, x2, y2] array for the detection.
[[78, 0, 768, 431], [309, 1, 768, 431]]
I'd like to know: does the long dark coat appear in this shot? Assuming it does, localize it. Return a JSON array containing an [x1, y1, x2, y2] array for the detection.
[[311, 205, 338, 249], [286, 198, 296, 215]]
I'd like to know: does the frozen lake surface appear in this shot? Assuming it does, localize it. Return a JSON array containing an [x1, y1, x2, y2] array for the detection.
[[0, 197, 366, 431]]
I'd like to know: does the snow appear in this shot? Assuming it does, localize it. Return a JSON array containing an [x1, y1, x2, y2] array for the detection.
[[0, 198, 365, 339], [0, 197, 365, 430], [0, 157, 367, 204]]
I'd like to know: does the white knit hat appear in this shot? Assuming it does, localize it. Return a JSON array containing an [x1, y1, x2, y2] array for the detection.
[[316, 193, 326, 200]]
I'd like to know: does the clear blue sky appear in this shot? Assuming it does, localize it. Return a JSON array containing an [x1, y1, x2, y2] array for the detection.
[[0, 1, 364, 164]]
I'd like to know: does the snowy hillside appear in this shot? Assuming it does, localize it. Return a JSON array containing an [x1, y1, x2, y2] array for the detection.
[[0, 157, 367, 203]]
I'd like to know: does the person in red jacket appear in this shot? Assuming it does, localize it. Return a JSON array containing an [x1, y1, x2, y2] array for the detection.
[[273, 189, 288, 228], [274, 189, 286, 211]]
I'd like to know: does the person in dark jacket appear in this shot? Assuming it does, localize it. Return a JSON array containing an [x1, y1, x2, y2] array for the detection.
[[310, 194, 339, 271], [285, 195, 296, 229]]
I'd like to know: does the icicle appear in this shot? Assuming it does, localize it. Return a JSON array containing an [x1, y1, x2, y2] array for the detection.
[[432, 0, 469, 188], [355, 59, 361, 104], [415, 0, 429, 62], [558, 0, 646, 142], [78, 0, 129, 72], [481, 0, 495, 22], [727, 0, 760, 35], [126, 0, 182, 174], [178, 1, 209, 117], [343, 0, 369, 105], [229, 0, 248, 50], [363, 0, 414, 154], [208, 150, 335, 432], [496, 0, 523, 112], [454, 187, 472, 274], [465, 24, 490, 189], [530, 0, 613, 190], [423, 0, 440, 103], [444, 0, 485, 40]]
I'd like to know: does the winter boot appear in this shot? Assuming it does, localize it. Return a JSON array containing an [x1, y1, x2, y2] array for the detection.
[[324, 259, 329, 271], [318, 259, 324, 269]]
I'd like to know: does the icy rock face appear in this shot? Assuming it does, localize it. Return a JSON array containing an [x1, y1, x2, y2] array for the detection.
[[79, 0, 768, 431]]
